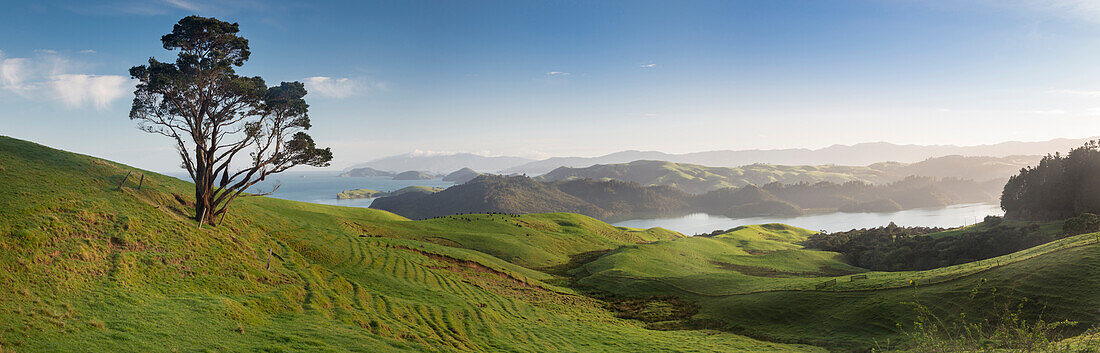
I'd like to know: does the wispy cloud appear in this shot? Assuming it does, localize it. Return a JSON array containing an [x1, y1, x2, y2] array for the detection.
[[976, 0, 1100, 23], [1051, 89, 1100, 97], [161, 0, 201, 11], [0, 49, 133, 109], [302, 76, 385, 99], [639, 63, 657, 68], [66, 0, 267, 17], [1030, 109, 1067, 115], [546, 71, 570, 76]]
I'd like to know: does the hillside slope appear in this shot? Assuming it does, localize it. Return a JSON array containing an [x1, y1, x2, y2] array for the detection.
[[575, 223, 1100, 350], [0, 136, 819, 352]]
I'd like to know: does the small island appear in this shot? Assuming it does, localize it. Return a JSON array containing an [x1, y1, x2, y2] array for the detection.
[[339, 167, 395, 178], [336, 188, 384, 199], [337, 186, 444, 200], [393, 171, 435, 180]]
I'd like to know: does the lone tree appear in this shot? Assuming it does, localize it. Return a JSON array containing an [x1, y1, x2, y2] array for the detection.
[[130, 16, 332, 226]]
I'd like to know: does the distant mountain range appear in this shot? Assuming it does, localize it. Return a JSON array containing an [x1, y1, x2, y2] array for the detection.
[[345, 153, 535, 174], [503, 137, 1096, 175], [349, 137, 1095, 176], [537, 155, 1040, 194]]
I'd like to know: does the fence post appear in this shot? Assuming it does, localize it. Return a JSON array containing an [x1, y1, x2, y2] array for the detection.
[[116, 171, 132, 190], [137, 174, 145, 190]]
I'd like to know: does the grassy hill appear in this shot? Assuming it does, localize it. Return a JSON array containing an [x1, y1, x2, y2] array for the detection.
[[442, 167, 482, 184], [337, 186, 443, 200], [3, 135, 1097, 352], [574, 223, 1100, 350], [0, 136, 820, 352]]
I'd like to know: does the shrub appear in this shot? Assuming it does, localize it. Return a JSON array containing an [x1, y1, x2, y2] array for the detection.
[[1063, 213, 1100, 237]]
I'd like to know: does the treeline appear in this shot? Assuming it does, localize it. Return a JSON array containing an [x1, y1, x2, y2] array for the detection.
[[803, 218, 1055, 271], [762, 176, 1001, 212], [1001, 141, 1100, 221], [370, 174, 1004, 221]]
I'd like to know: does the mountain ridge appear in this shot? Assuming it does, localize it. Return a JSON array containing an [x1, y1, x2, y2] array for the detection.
[[347, 137, 1097, 176]]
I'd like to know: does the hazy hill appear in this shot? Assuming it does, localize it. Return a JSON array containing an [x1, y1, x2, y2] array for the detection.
[[371, 175, 609, 219], [371, 174, 1002, 220], [347, 152, 534, 174], [539, 160, 893, 194], [392, 170, 435, 180], [442, 167, 482, 184], [538, 155, 1037, 194], [877, 155, 1041, 182], [502, 138, 1086, 175], [338, 166, 395, 177]]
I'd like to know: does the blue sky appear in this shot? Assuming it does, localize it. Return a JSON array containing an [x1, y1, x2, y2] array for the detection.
[[4, 0, 1100, 172]]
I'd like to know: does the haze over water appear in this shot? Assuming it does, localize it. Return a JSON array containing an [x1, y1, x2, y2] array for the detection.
[[613, 203, 1004, 235]]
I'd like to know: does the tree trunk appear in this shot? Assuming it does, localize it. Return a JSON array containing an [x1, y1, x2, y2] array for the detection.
[[193, 149, 218, 226]]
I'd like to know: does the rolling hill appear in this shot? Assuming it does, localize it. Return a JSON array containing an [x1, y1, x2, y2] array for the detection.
[[2, 135, 1097, 352], [574, 223, 1100, 350], [0, 136, 819, 352], [441, 167, 482, 184]]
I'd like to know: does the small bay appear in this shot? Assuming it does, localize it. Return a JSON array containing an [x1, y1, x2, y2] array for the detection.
[[613, 203, 1004, 234]]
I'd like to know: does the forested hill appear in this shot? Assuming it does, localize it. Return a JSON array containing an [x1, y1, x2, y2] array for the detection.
[[537, 155, 1037, 194], [1002, 141, 1100, 221], [370, 174, 1003, 220]]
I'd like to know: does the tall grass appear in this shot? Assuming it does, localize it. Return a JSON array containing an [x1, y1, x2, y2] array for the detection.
[[882, 282, 1099, 352]]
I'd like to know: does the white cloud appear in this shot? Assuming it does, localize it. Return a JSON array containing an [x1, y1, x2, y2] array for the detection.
[[639, 63, 657, 68], [50, 74, 132, 109], [79, 50, 97, 54], [409, 149, 458, 157], [0, 49, 132, 109], [1030, 109, 1067, 115], [0, 56, 30, 92], [303, 76, 363, 99], [546, 71, 570, 76]]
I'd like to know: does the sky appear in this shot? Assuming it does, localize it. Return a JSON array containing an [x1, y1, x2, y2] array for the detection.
[[4, 0, 1100, 172]]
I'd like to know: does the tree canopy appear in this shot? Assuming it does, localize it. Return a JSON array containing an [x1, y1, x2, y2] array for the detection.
[[1001, 141, 1100, 221], [129, 15, 332, 225]]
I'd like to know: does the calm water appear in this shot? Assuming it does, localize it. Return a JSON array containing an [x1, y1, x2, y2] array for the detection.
[[244, 172, 454, 208], [613, 203, 1005, 234]]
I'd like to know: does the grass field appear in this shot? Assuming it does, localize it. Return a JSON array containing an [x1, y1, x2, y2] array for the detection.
[[925, 218, 1064, 238], [2, 135, 1098, 352], [575, 223, 1100, 349], [0, 136, 821, 352]]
